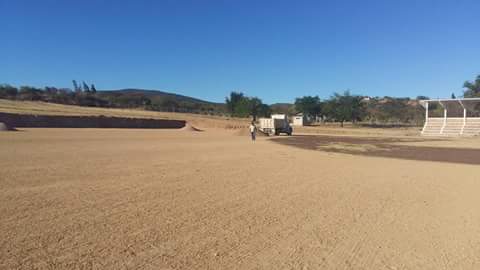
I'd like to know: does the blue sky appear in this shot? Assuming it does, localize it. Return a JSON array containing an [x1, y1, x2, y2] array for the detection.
[[2, 0, 479, 104]]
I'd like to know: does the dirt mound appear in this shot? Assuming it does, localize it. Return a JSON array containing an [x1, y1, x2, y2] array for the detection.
[[0, 122, 15, 131], [181, 122, 203, 132]]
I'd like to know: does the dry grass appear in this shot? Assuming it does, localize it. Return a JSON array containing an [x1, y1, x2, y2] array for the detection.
[[0, 99, 248, 129], [2, 127, 480, 269]]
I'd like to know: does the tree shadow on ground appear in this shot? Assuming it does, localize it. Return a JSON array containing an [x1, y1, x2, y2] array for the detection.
[[270, 135, 480, 165]]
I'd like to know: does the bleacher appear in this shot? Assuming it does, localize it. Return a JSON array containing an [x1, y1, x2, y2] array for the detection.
[[421, 118, 443, 136], [462, 118, 480, 136], [422, 117, 480, 136], [420, 98, 480, 137]]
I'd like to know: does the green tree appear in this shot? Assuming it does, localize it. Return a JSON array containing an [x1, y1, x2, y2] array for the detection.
[[258, 103, 272, 118], [248, 97, 271, 120], [232, 96, 251, 117], [82, 81, 90, 92], [249, 97, 262, 120], [72, 80, 81, 92], [225, 91, 270, 119], [463, 75, 480, 97], [225, 91, 245, 115], [294, 96, 321, 118], [0, 84, 18, 99], [18, 86, 43, 101], [324, 91, 365, 127]]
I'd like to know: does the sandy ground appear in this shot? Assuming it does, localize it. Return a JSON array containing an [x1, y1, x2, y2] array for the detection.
[[1, 128, 480, 269]]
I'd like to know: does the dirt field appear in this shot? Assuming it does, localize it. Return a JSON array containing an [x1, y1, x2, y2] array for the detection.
[[2, 127, 480, 269], [271, 134, 480, 165]]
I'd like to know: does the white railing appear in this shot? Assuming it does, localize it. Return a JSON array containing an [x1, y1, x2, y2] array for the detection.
[[422, 117, 480, 136]]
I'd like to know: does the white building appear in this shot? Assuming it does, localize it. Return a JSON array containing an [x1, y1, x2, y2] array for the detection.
[[292, 114, 308, 126]]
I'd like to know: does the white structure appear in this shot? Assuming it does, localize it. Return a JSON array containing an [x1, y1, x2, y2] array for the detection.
[[420, 98, 480, 136], [271, 114, 288, 120], [292, 114, 308, 126]]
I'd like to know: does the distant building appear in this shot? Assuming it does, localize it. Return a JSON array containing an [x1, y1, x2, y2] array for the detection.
[[292, 114, 309, 126]]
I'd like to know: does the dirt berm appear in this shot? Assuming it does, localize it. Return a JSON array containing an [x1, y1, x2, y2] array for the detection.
[[0, 112, 185, 129]]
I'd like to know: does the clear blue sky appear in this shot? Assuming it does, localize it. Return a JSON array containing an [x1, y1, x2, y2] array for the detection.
[[2, 0, 479, 104]]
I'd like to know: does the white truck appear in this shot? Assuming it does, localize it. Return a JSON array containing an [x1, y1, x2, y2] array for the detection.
[[258, 114, 293, 136]]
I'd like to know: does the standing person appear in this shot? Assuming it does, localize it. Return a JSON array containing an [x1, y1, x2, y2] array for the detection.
[[249, 122, 256, 141]]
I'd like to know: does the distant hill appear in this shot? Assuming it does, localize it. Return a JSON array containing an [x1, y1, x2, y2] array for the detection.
[[95, 88, 226, 114], [99, 89, 221, 106], [270, 103, 294, 114], [0, 83, 228, 115]]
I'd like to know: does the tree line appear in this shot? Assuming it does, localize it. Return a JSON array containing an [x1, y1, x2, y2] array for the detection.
[[0, 81, 225, 115], [287, 74, 480, 126], [225, 90, 425, 126], [0, 80, 105, 106], [1, 74, 478, 124], [293, 92, 430, 126]]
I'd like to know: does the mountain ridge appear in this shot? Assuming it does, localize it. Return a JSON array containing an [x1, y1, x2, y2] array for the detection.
[[99, 88, 222, 105]]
